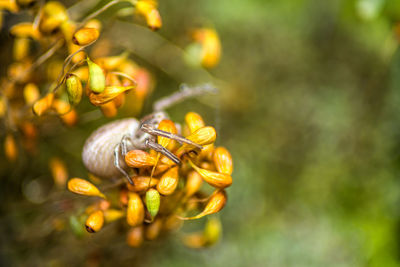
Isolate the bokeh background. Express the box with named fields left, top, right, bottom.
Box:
left=2, top=0, right=400, bottom=266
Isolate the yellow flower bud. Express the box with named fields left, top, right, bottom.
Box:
left=125, top=150, right=157, bottom=168
left=203, top=217, right=222, bottom=245
left=104, top=209, right=125, bottom=223
left=127, top=192, right=144, bottom=227
left=185, top=112, right=205, bottom=134
left=145, top=218, right=162, bottom=240
left=10, top=23, right=40, bottom=39
left=32, top=93, right=54, bottom=116
left=85, top=210, right=104, bottom=233
left=39, top=1, right=68, bottom=34
left=95, top=51, right=129, bottom=70
left=67, top=178, right=106, bottom=199
left=182, top=233, right=206, bottom=249
left=13, top=37, right=30, bottom=61
left=180, top=190, right=227, bottom=220
left=4, top=134, right=17, bottom=162
left=213, top=146, right=233, bottom=175
left=145, top=188, right=160, bottom=218
left=89, top=85, right=134, bottom=106
left=0, top=0, right=18, bottom=12
left=189, top=160, right=232, bottom=189
left=177, top=126, right=216, bottom=156
left=127, top=176, right=159, bottom=192
left=157, top=166, right=179, bottom=195
left=185, top=171, right=203, bottom=197
left=66, top=74, right=83, bottom=105
left=87, top=58, right=105, bottom=93
left=23, top=83, right=40, bottom=105
left=84, top=19, right=102, bottom=31
left=72, top=27, right=100, bottom=46
left=146, top=9, right=162, bottom=31
left=49, top=157, right=68, bottom=188
left=157, top=119, right=177, bottom=149
left=127, top=226, right=143, bottom=247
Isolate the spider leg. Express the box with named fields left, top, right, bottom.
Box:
left=144, top=139, right=181, bottom=165
left=140, top=124, right=203, bottom=149
left=114, top=144, right=134, bottom=185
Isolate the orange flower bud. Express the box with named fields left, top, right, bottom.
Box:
left=189, top=160, right=232, bottom=189
left=180, top=190, right=227, bottom=220
left=145, top=218, right=162, bottom=240
left=52, top=99, right=78, bottom=126
left=163, top=214, right=183, bottom=231
left=72, top=27, right=100, bottom=46
left=145, top=188, right=160, bottom=218
left=13, top=37, right=30, bottom=61
left=157, top=119, right=177, bottom=148
left=23, top=83, right=40, bottom=105
left=185, top=112, right=205, bottom=134
left=49, top=157, right=68, bottom=188
left=127, top=226, right=143, bottom=247
left=185, top=171, right=203, bottom=197
left=177, top=126, right=216, bottom=156
left=85, top=210, right=104, bottom=233
left=125, top=150, right=157, bottom=168
left=10, top=23, right=40, bottom=39
left=32, top=93, right=54, bottom=116
left=127, top=192, right=144, bottom=226
left=4, top=134, right=17, bottom=162
left=67, top=178, right=106, bottom=199
left=157, top=166, right=179, bottom=195
left=146, top=9, right=162, bottom=31
left=213, top=146, right=233, bottom=175
left=127, top=176, right=159, bottom=192
left=89, top=85, right=134, bottom=106
left=100, top=101, right=118, bottom=118
left=104, top=209, right=124, bottom=223
left=192, top=28, right=221, bottom=68
left=60, top=109, right=78, bottom=126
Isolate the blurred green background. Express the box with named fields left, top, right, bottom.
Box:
left=2, top=0, right=400, bottom=266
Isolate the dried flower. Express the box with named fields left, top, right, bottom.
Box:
left=89, top=85, right=134, bottom=106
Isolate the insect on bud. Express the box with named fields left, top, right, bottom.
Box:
left=127, top=192, right=145, bottom=227
left=127, top=226, right=143, bottom=247
left=180, top=190, right=227, bottom=220
left=85, top=210, right=104, bottom=233
left=87, top=58, right=106, bottom=93
left=66, top=74, right=83, bottom=105
left=89, top=85, right=134, bottom=106
left=67, top=178, right=106, bottom=199
left=157, top=166, right=179, bottom=195
left=72, top=27, right=100, bottom=46
left=185, top=112, right=205, bottom=134
left=213, top=146, right=233, bottom=175
left=185, top=171, right=203, bottom=197
left=104, top=209, right=125, bottom=223
left=145, top=188, right=160, bottom=218
left=23, top=83, right=40, bottom=105
left=189, top=160, right=232, bottom=189
left=32, top=93, right=54, bottom=116
left=4, top=134, right=17, bottom=162
left=125, top=150, right=157, bottom=168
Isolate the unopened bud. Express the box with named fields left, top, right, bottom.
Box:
left=104, top=209, right=124, bottom=223
left=23, top=83, right=40, bottom=105
left=49, top=157, right=68, bottom=188
left=127, top=226, right=143, bottom=247
left=213, top=146, right=233, bottom=175
left=32, top=93, right=54, bottom=116
left=180, top=190, right=227, bottom=220
left=85, top=210, right=104, bottom=233
left=125, top=150, right=157, bottom=168
left=189, top=160, right=232, bottom=188
left=67, top=178, right=106, bottom=199
left=87, top=58, right=105, bottom=93
left=127, top=192, right=145, bottom=226
left=145, top=188, right=160, bottom=218
left=145, top=218, right=162, bottom=240
left=89, top=85, right=134, bottom=106
left=157, top=166, right=179, bottom=195
left=4, top=134, right=17, bottom=162
left=72, top=27, right=100, bottom=46
left=66, top=74, right=83, bottom=105
left=185, top=171, right=203, bottom=197
left=185, top=112, right=205, bottom=134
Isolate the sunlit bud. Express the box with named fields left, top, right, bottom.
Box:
left=23, top=83, right=40, bottom=105
left=180, top=190, right=227, bottom=220
left=125, top=150, right=157, bottom=168
left=185, top=171, right=203, bottom=197
left=89, top=85, right=134, bottom=106
left=72, top=27, right=100, bottom=46
left=87, top=58, right=105, bottom=93
left=189, top=160, right=232, bottom=188
left=49, top=157, right=68, bottom=188
left=4, top=134, right=17, bottom=162
left=0, top=0, right=18, bottom=12
left=157, top=166, right=179, bottom=195
left=85, top=210, right=104, bottom=233
left=10, top=23, right=40, bottom=39
left=66, top=74, right=83, bottom=105
left=127, top=192, right=145, bottom=226
left=185, top=112, right=205, bottom=134
left=157, top=119, right=177, bottom=149
left=127, top=226, right=143, bottom=247
left=204, top=217, right=222, bottom=245
left=146, top=9, right=162, bottom=31
left=67, top=178, right=106, bottom=199
left=182, top=233, right=206, bottom=249
left=213, top=146, right=233, bottom=175
left=32, top=93, right=54, bottom=116
left=177, top=126, right=216, bottom=156
left=126, top=176, right=159, bottom=193
left=100, top=101, right=118, bottom=118
left=145, top=218, right=162, bottom=240
left=39, top=1, right=68, bottom=33
left=13, top=37, right=29, bottom=61
left=104, top=209, right=124, bottom=223
left=200, top=143, right=214, bottom=161
left=145, top=188, right=160, bottom=218
left=95, top=51, right=129, bottom=70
